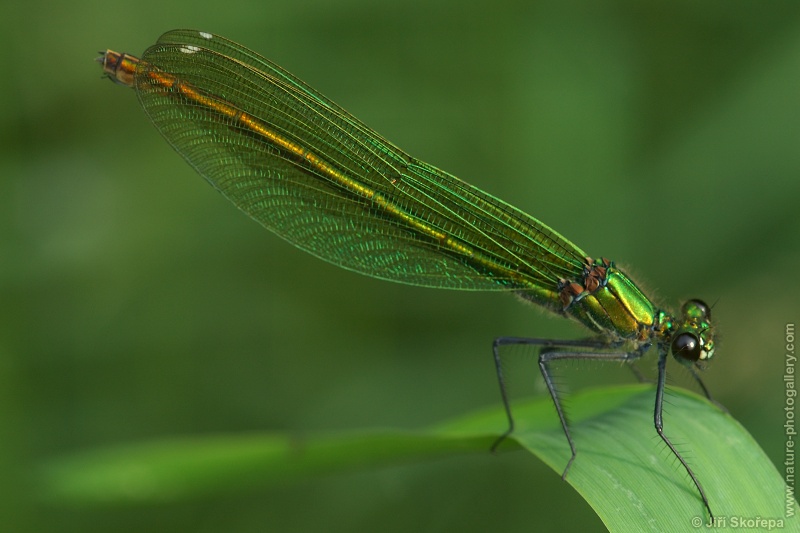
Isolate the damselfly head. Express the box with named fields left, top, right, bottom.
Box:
left=670, top=299, right=715, bottom=368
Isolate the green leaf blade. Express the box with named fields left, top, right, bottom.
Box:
left=41, top=385, right=796, bottom=531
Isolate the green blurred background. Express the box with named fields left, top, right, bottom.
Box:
left=3, top=0, right=800, bottom=531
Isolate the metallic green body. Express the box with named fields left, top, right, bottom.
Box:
left=572, top=267, right=655, bottom=339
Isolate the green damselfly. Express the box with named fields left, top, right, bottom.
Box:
left=98, top=29, right=720, bottom=518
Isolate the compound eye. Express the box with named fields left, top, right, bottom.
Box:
left=682, top=299, right=711, bottom=320
left=672, top=332, right=702, bottom=361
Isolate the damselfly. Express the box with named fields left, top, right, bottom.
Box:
left=98, top=29, right=719, bottom=518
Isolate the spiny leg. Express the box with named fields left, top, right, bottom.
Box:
left=490, top=337, right=645, bottom=479
left=655, top=351, right=714, bottom=519
left=538, top=347, right=646, bottom=478
left=627, top=362, right=648, bottom=383
left=688, top=367, right=713, bottom=400
left=688, top=367, right=728, bottom=414
left=491, top=337, right=611, bottom=452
